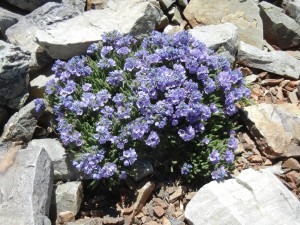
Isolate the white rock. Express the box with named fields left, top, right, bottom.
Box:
left=241, top=103, right=300, bottom=159
left=238, top=41, right=300, bottom=79
left=189, top=23, right=238, bottom=56
left=30, top=74, right=55, bottom=99
left=185, top=168, right=300, bottom=225
left=35, top=0, right=163, bottom=59
left=159, top=0, right=176, bottom=9
left=0, top=143, right=53, bottom=225
left=0, top=7, right=21, bottom=39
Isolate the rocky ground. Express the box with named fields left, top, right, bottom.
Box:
left=0, top=0, right=300, bottom=225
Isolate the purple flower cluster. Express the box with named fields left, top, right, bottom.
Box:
left=45, top=30, right=249, bottom=182
left=35, top=98, right=45, bottom=113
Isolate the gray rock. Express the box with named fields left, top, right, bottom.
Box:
left=159, top=0, right=176, bottom=9
left=0, top=100, right=45, bottom=142
left=62, top=0, right=86, bottom=12
left=55, top=181, right=83, bottom=215
left=259, top=1, right=300, bottom=49
left=0, top=7, right=21, bottom=39
left=241, top=103, right=300, bottom=159
left=282, top=0, right=300, bottom=25
left=185, top=168, right=300, bottom=225
left=29, top=138, right=81, bottom=181
left=4, top=0, right=59, bottom=12
left=0, top=144, right=53, bottom=225
left=0, top=41, right=30, bottom=109
left=238, top=41, right=300, bottom=79
left=5, top=2, right=80, bottom=71
left=30, top=74, right=55, bottom=99
left=183, top=0, right=263, bottom=48
left=171, top=6, right=184, bottom=25
left=189, top=23, right=239, bottom=56
left=67, top=218, right=102, bottom=225
left=35, top=0, right=163, bottom=59
left=130, top=158, right=154, bottom=182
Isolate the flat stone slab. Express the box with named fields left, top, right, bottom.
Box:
left=0, top=143, right=53, bottom=225
left=238, top=41, right=300, bottom=79
left=185, top=168, right=300, bottom=225
left=241, top=103, right=300, bottom=159
left=35, top=0, right=163, bottom=59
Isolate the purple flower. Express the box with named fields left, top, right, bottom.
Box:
left=224, top=149, right=234, bottom=164
left=178, top=125, right=195, bottom=141
left=228, top=136, right=238, bottom=150
left=209, top=150, right=220, bottom=164
left=119, top=171, right=127, bottom=179
left=101, top=46, right=113, bottom=57
left=102, top=163, right=117, bottom=178
left=35, top=98, right=45, bottom=113
left=106, top=70, right=124, bottom=86
left=145, top=131, right=160, bottom=148
left=120, top=148, right=137, bottom=166
left=82, top=83, right=92, bottom=92
left=97, top=58, right=116, bottom=69
left=200, top=137, right=210, bottom=145
left=87, top=43, right=99, bottom=54
left=211, top=165, right=227, bottom=180
left=181, top=163, right=192, bottom=175
left=116, top=46, right=131, bottom=56
left=210, top=103, right=219, bottom=113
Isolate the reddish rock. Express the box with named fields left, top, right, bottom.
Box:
left=56, top=211, right=75, bottom=224
left=264, top=158, right=273, bottom=166
left=153, top=197, right=168, bottom=209
left=248, top=154, right=263, bottom=163
left=286, top=171, right=300, bottom=187
left=169, top=186, right=185, bottom=203
left=153, top=205, right=165, bottom=218
left=162, top=217, right=172, bottom=225
left=185, top=192, right=196, bottom=201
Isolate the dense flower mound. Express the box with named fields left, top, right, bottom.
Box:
left=45, top=30, right=250, bottom=184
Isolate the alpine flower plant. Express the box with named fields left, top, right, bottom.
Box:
left=44, top=30, right=250, bottom=185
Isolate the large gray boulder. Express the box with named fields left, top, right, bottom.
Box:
left=35, top=0, right=163, bottom=59
left=282, top=0, right=300, bottom=25
left=189, top=23, right=239, bottom=56
left=241, top=103, right=300, bottom=159
left=0, top=100, right=45, bottom=142
left=0, top=143, right=53, bottom=225
left=259, top=1, right=300, bottom=49
left=0, top=7, right=22, bottom=39
left=183, top=0, right=263, bottom=48
left=238, top=41, right=300, bottom=79
left=0, top=41, right=30, bottom=109
left=29, top=138, right=81, bottom=181
left=185, top=168, right=300, bottom=225
left=5, top=2, right=80, bottom=71
left=62, top=0, right=86, bottom=13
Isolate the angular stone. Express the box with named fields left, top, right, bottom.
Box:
left=153, top=205, right=165, bottom=218
left=55, top=181, right=83, bottom=215
left=102, top=216, right=124, bottom=225
left=28, top=138, right=81, bottom=181
left=189, top=23, right=238, bottom=56
left=178, top=0, right=188, bottom=7
left=185, top=168, right=300, bottom=225
left=171, top=6, right=183, bottom=25
left=0, top=40, right=30, bottom=109
left=282, top=0, right=300, bottom=25
left=238, top=41, right=300, bottom=79
left=30, top=74, right=55, bottom=99
left=0, top=7, right=21, bottom=39
left=0, top=144, right=53, bottom=225
left=131, top=180, right=155, bottom=218
left=86, top=0, right=109, bottom=10
left=259, top=1, right=300, bottom=49
left=163, top=24, right=183, bottom=35
left=241, top=103, right=300, bottom=159
left=56, top=211, right=76, bottom=224
left=0, top=100, right=45, bottom=142
left=6, top=2, right=79, bottom=71
left=35, top=0, right=163, bottom=59
left=183, top=0, right=263, bottom=48
left=282, top=158, right=300, bottom=170
left=169, top=186, right=185, bottom=203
